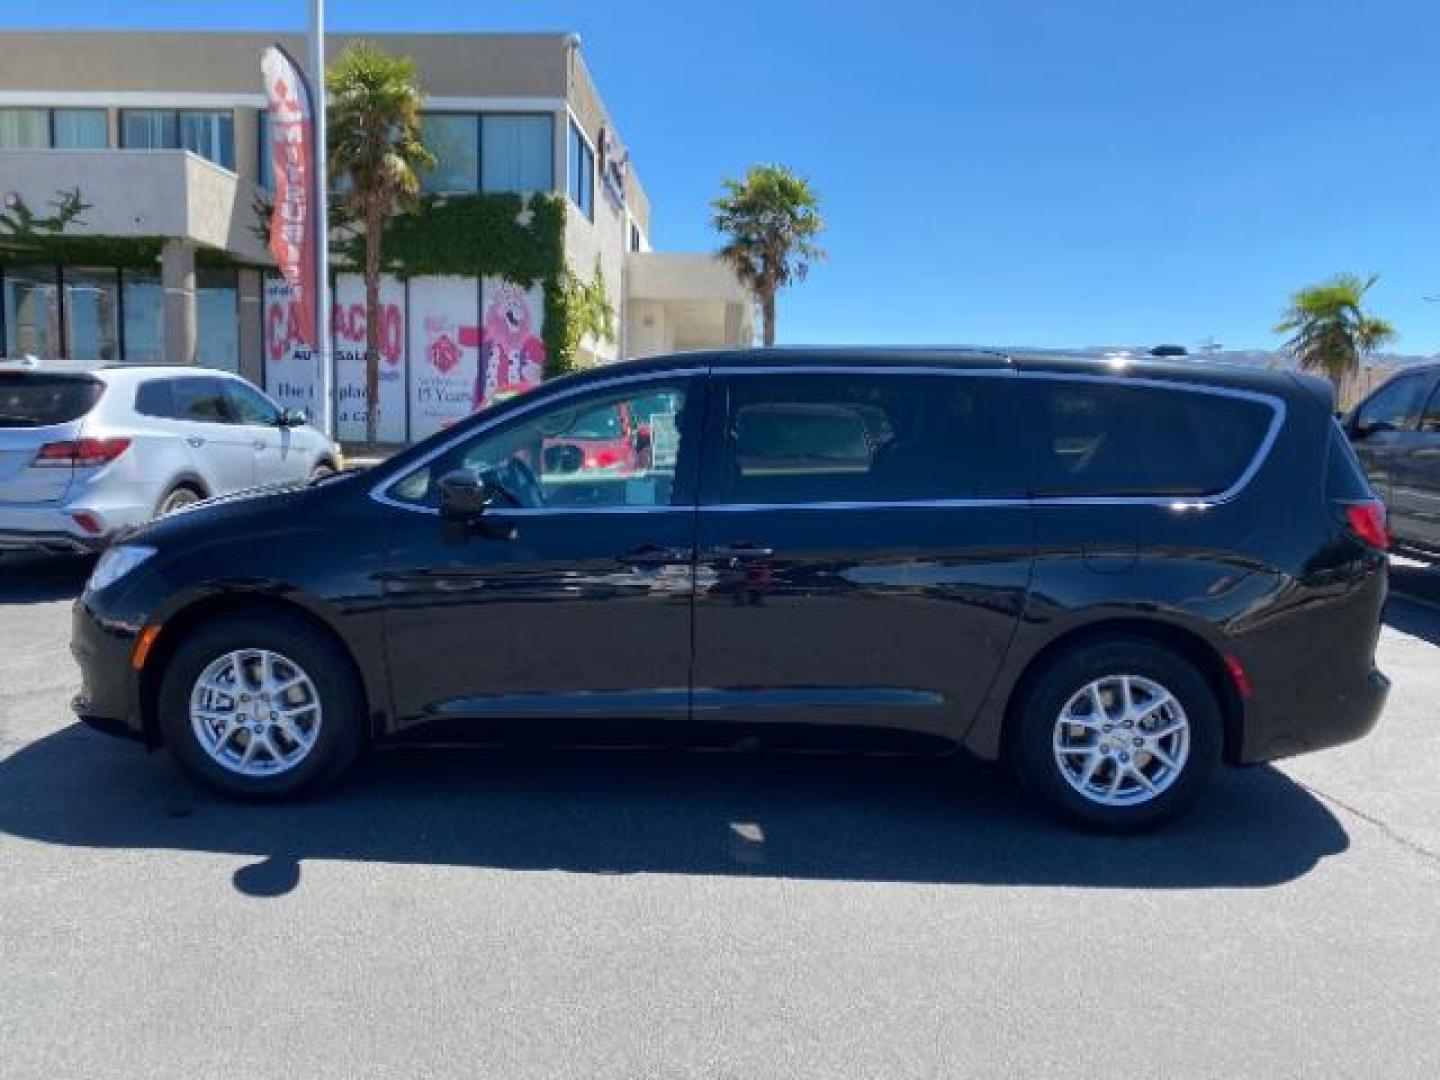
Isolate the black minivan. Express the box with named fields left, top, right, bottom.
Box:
left=72, top=349, right=1390, bottom=829
left=1345, top=360, right=1440, bottom=557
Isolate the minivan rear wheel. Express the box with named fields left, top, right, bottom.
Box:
left=1010, top=639, right=1221, bottom=831
left=157, top=613, right=364, bottom=800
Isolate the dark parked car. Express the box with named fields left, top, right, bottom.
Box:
left=1345, top=361, right=1440, bottom=557
left=72, top=348, right=1390, bottom=830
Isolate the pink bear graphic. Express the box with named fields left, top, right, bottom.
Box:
left=474, top=283, right=546, bottom=410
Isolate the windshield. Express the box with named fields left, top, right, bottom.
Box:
left=0, top=374, right=104, bottom=428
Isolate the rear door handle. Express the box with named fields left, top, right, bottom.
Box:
left=707, top=543, right=774, bottom=560
left=618, top=545, right=691, bottom=568
left=187, top=437, right=205, bottom=448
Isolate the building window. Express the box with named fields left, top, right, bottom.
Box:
left=62, top=268, right=121, bottom=364
left=52, top=109, right=108, bottom=149
left=121, top=270, right=164, bottom=364
left=420, top=112, right=480, bottom=194
left=2, top=266, right=60, bottom=359
left=482, top=114, right=553, bottom=194
left=567, top=120, right=594, bottom=219
left=0, top=108, right=50, bottom=148
left=121, top=109, right=235, bottom=170
left=196, top=269, right=239, bottom=371
left=630, top=222, right=642, bottom=252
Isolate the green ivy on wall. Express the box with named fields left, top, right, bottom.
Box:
left=341, top=191, right=583, bottom=377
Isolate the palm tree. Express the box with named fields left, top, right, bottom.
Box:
left=326, top=42, right=433, bottom=443
left=712, top=164, right=825, bottom=347
left=1275, top=273, right=1397, bottom=398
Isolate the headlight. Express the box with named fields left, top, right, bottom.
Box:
left=87, top=545, right=157, bottom=593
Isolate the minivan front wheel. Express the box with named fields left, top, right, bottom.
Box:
left=158, top=613, right=364, bottom=799
left=1011, top=639, right=1221, bottom=831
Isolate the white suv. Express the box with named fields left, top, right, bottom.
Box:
left=0, top=363, right=340, bottom=553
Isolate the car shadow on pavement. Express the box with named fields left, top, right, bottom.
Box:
left=1386, top=560, right=1440, bottom=646
left=0, top=726, right=1348, bottom=898
left=0, top=553, right=93, bottom=604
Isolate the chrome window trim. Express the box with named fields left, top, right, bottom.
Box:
left=369, top=363, right=1287, bottom=516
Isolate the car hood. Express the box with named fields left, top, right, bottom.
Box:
left=125, top=478, right=331, bottom=549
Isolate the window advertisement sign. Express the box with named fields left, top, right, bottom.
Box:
left=263, top=275, right=318, bottom=416
left=478, top=278, right=546, bottom=409
left=408, top=276, right=480, bottom=441
left=333, top=274, right=407, bottom=443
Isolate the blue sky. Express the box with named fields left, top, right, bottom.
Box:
left=11, top=0, right=1440, bottom=353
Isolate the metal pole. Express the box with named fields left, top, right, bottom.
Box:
left=308, top=0, right=333, bottom=438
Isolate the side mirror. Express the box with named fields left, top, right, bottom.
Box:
left=438, top=469, right=490, bottom=521
left=1353, top=417, right=1397, bottom=440
left=279, top=407, right=309, bottom=428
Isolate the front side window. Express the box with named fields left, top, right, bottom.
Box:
left=1025, top=380, right=1275, bottom=498
left=224, top=381, right=282, bottom=427
left=1356, top=374, right=1430, bottom=434
left=482, top=114, right=553, bottom=193
left=420, top=113, right=479, bottom=193
left=1420, top=383, right=1440, bottom=435
left=712, top=374, right=981, bottom=505
left=388, top=380, right=692, bottom=510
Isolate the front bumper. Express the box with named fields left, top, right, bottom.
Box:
left=70, top=595, right=148, bottom=743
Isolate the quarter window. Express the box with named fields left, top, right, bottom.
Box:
left=712, top=374, right=981, bottom=505
left=1023, top=381, right=1274, bottom=498
left=388, top=381, right=692, bottom=510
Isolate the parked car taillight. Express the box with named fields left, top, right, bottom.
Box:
left=33, top=437, right=133, bottom=468
left=1342, top=499, right=1389, bottom=550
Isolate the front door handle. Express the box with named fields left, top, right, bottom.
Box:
left=187, top=436, right=205, bottom=448
left=706, top=543, right=775, bottom=560
left=253, top=440, right=267, bottom=452
left=618, top=545, right=691, bottom=568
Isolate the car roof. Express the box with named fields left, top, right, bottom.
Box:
left=572, top=346, right=1310, bottom=400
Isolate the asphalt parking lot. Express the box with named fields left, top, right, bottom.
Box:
left=2, top=553, right=1438, bottom=1079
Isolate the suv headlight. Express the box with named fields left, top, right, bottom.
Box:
left=87, top=545, right=157, bottom=593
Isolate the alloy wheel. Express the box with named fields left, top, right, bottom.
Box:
left=1051, top=675, right=1191, bottom=807
left=189, top=649, right=324, bottom=777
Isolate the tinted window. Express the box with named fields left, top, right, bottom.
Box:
left=714, top=374, right=980, bottom=505
left=134, top=379, right=176, bottom=419
left=1421, top=382, right=1440, bottom=435
left=1025, top=381, right=1274, bottom=498
left=224, top=381, right=280, bottom=426
left=0, top=375, right=103, bottom=428
left=389, top=381, right=691, bottom=510
left=1356, top=374, right=1430, bottom=433
left=169, top=378, right=230, bottom=423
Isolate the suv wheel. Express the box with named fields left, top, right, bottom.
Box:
left=157, top=612, right=364, bottom=800
left=1010, top=639, right=1222, bottom=831
left=157, top=484, right=203, bottom=517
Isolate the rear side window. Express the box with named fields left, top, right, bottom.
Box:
left=162, top=377, right=230, bottom=423
left=713, top=374, right=980, bottom=504
left=1024, top=380, right=1276, bottom=498
left=134, top=379, right=176, bottom=419
left=0, top=374, right=103, bottom=427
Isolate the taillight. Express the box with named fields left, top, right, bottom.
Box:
left=33, top=437, right=132, bottom=468
left=1343, top=499, right=1388, bottom=550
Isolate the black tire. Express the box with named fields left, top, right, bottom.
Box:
left=310, top=462, right=336, bottom=481
left=157, top=612, right=365, bottom=800
left=156, top=483, right=204, bottom=518
left=1009, top=638, right=1222, bottom=831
